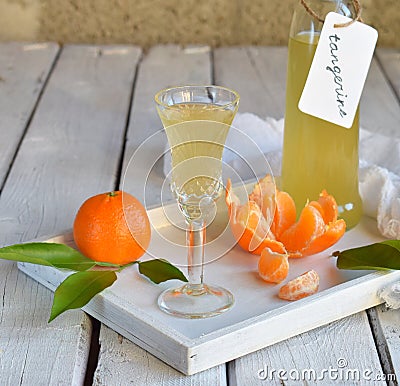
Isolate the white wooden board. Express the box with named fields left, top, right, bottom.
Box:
left=0, top=42, right=93, bottom=386
left=93, top=325, right=227, bottom=386
left=361, top=57, right=400, bottom=137
left=368, top=306, right=400, bottom=384
left=376, top=48, right=400, bottom=100
left=0, top=42, right=59, bottom=187
left=214, top=47, right=287, bottom=118
left=365, top=47, right=400, bottom=384
left=18, top=209, right=400, bottom=375
left=0, top=44, right=141, bottom=385
left=229, top=311, right=386, bottom=386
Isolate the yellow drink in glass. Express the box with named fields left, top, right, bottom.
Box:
left=281, top=32, right=362, bottom=229
left=155, top=85, right=239, bottom=319
left=158, top=102, right=235, bottom=211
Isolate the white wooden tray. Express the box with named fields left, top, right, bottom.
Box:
left=17, top=203, right=400, bottom=375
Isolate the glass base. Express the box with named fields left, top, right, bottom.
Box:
left=158, top=283, right=234, bottom=319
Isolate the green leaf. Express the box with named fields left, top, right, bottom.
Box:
left=138, top=259, right=188, bottom=284
left=334, top=240, right=400, bottom=270
left=0, top=243, right=96, bottom=271
left=49, top=271, right=117, bottom=322
left=381, top=239, right=400, bottom=253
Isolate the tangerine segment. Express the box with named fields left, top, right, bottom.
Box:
left=279, top=270, right=320, bottom=301
left=226, top=179, right=285, bottom=255
left=258, top=247, right=289, bottom=284
left=271, top=191, right=297, bottom=239
left=279, top=205, right=325, bottom=254
left=309, top=189, right=338, bottom=224
left=301, top=219, right=346, bottom=257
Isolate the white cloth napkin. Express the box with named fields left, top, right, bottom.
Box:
left=378, top=282, right=400, bottom=309
left=163, top=112, right=400, bottom=239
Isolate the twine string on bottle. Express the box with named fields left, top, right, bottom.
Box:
left=300, top=0, right=363, bottom=28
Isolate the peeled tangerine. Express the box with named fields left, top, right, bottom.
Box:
left=225, top=176, right=346, bottom=259
left=226, top=175, right=346, bottom=293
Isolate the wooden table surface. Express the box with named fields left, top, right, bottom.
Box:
left=0, top=42, right=399, bottom=385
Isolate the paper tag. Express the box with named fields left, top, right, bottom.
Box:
left=298, top=12, right=378, bottom=128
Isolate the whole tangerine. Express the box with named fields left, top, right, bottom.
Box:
left=73, top=191, right=151, bottom=265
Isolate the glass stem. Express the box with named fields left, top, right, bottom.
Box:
left=186, top=219, right=206, bottom=293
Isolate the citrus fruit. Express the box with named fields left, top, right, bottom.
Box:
left=279, top=190, right=346, bottom=258
left=225, top=179, right=286, bottom=255
left=279, top=205, right=326, bottom=257
left=270, top=190, right=297, bottom=239
left=258, top=247, right=289, bottom=283
left=309, top=189, right=338, bottom=224
left=278, top=270, right=320, bottom=301
left=226, top=175, right=346, bottom=258
left=73, top=191, right=151, bottom=265
left=304, top=219, right=346, bottom=257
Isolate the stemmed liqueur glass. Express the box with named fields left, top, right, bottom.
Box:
left=155, top=85, right=239, bottom=318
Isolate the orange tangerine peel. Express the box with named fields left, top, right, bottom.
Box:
left=248, top=174, right=276, bottom=222
left=225, top=178, right=286, bottom=255
left=249, top=175, right=297, bottom=238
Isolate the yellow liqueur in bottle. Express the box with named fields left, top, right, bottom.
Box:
left=281, top=31, right=362, bottom=229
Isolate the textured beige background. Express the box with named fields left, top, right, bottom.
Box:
left=0, top=0, right=398, bottom=47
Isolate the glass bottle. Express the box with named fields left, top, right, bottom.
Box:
left=281, top=0, right=362, bottom=229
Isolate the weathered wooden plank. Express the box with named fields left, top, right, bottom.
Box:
left=214, top=46, right=388, bottom=384
left=214, top=46, right=287, bottom=118
left=0, top=42, right=59, bottom=187
left=229, top=312, right=386, bottom=386
left=122, top=45, right=212, bottom=204
left=246, top=47, right=288, bottom=118
left=366, top=47, right=400, bottom=385
left=376, top=48, right=400, bottom=100
left=215, top=47, right=400, bottom=138
left=361, top=57, right=400, bottom=137
left=0, top=260, right=92, bottom=386
left=0, top=44, right=141, bottom=385
left=0, top=45, right=141, bottom=245
left=93, top=326, right=227, bottom=386
left=368, top=306, right=400, bottom=384
left=95, top=45, right=227, bottom=383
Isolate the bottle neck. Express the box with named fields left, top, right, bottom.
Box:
left=290, top=0, right=353, bottom=38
